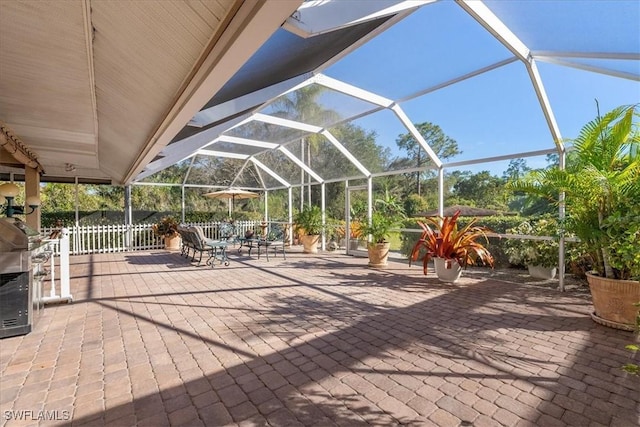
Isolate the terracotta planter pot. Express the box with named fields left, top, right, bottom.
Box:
left=300, top=234, right=320, bottom=253
left=434, top=258, right=463, bottom=283
left=586, top=272, right=640, bottom=330
left=164, top=234, right=181, bottom=251
left=367, top=242, right=390, bottom=269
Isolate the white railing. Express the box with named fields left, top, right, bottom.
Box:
left=41, top=220, right=263, bottom=256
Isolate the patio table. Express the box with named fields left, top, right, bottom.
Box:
left=257, top=239, right=286, bottom=261
left=206, top=240, right=230, bottom=267
left=237, top=237, right=261, bottom=256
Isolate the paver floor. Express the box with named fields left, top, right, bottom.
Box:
left=1, top=249, right=638, bottom=426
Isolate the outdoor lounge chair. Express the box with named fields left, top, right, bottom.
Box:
left=190, top=226, right=230, bottom=267
left=177, top=225, right=229, bottom=267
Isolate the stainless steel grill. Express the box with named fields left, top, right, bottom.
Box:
left=0, top=218, right=50, bottom=338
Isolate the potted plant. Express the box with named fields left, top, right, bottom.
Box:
left=359, top=212, right=399, bottom=268
left=359, top=192, right=405, bottom=268
left=409, top=210, right=494, bottom=283
left=294, top=205, right=323, bottom=253
left=504, top=218, right=559, bottom=279
left=152, top=216, right=180, bottom=250
left=508, top=103, right=640, bottom=329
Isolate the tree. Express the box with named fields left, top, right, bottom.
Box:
left=395, top=122, right=461, bottom=195
left=270, top=85, right=339, bottom=206
left=452, top=171, right=507, bottom=210
left=502, top=158, right=530, bottom=181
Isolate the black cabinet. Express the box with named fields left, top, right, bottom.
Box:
left=0, top=272, right=31, bottom=338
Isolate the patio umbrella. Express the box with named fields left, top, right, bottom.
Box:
left=203, top=188, right=259, bottom=217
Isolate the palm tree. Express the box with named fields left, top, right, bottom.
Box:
left=271, top=86, right=340, bottom=206
left=508, top=103, right=639, bottom=279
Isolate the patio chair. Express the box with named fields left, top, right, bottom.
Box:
left=177, top=224, right=195, bottom=258
left=257, top=223, right=286, bottom=261
left=189, top=225, right=230, bottom=267
left=218, top=221, right=238, bottom=245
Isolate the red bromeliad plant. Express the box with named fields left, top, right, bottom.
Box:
left=410, top=210, right=495, bottom=275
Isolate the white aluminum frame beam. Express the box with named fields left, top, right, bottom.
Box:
left=391, top=104, right=443, bottom=168
left=397, top=57, right=518, bottom=103
left=533, top=57, right=639, bottom=82
left=250, top=158, right=291, bottom=188
left=457, top=0, right=563, bottom=152
left=197, top=150, right=249, bottom=160
left=278, top=147, right=324, bottom=183
left=283, top=0, right=434, bottom=38
left=314, top=74, right=394, bottom=108
left=189, top=73, right=314, bottom=128
left=321, top=130, right=371, bottom=177
left=253, top=113, right=371, bottom=179
left=444, top=148, right=557, bottom=168
left=527, top=59, right=564, bottom=151
left=456, top=0, right=529, bottom=62
left=253, top=113, right=323, bottom=134
left=218, top=135, right=280, bottom=149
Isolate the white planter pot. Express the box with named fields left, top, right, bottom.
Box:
left=434, top=258, right=463, bottom=283
left=528, top=265, right=557, bottom=280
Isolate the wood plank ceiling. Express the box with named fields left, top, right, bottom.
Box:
left=0, top=0, right=301, bottom=185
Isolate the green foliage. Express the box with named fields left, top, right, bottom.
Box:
left=294, top=205, right=323, bottom=236
left=507, top=103, right=640, bottom=279
left=359, top=189, right=406, bottom=244
left=504, top=218, right=559, bottom=268
left=151, top=216, right=179, bottom=237
left=409, top=211, right=494, bottom=275
left=603, top=204, right=640, bottom=281
left=453, top=171, right=508, bottom=211
left=360, top=212, right=399, bottom=244
left=403, top=194, right=429, bottom=218
left=393, top=122, right=461, bottom=195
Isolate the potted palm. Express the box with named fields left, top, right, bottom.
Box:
left=359, top=212, right=399, bottom=268
left=410, top=211, right=494, bottom=283
left=504, top=218, right=559, bottom=279
left=152, top=216, right=180, bottom=250
left=359, top=192, right=405, bottom=268
left=508, top=104, right=640, bottom=329
left=294, top=205, right=323, bottom=253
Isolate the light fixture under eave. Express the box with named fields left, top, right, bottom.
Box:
left=65, top=163, right=76, bottom=172
left=0, top=183, right=41, bottom=217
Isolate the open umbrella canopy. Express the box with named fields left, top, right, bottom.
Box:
left=203, top=188, right=260, bottom=216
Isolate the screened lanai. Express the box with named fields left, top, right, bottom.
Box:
left=2, top=2, right=640, bottom=426
left=132, top=0, right=639, bottom=292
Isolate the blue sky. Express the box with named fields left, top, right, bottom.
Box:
left=321, top=1, right=640, bottom=175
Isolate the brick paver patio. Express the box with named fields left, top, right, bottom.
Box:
left=1, top=249, right=638, bottom=426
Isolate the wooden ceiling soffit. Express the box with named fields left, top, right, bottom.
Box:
left=0, top=122, right=44, bottom=173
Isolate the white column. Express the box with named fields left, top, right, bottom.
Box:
left=288, top=187, right=293, bottom=245
left=321, top=183, right=326, bottom=251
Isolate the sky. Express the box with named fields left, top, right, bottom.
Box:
left=317, top=0, right=640, bottom=176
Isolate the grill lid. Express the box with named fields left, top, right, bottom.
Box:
left=0, top=218, right=37, bottom=251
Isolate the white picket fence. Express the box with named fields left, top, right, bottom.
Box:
left=41, top=220, right=261, bottom=256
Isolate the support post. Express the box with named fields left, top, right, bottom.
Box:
left=24, top=166, right=41, bottom=231
left=321, top=183, right=326, bottom=251
left=124, top=185, right=133, bottom=250
left=288, top=187, right=293, bottom=245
